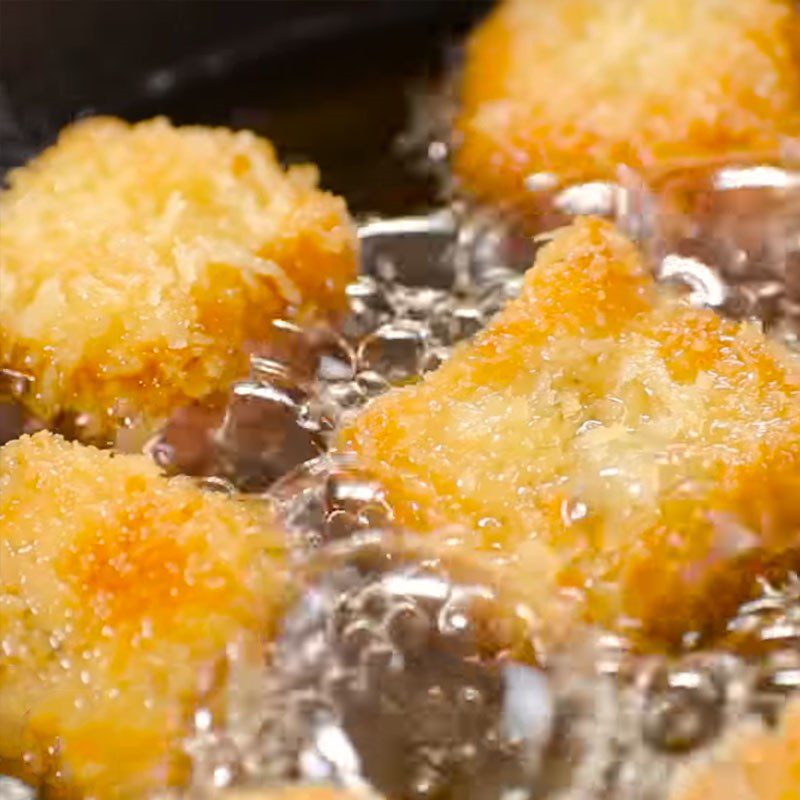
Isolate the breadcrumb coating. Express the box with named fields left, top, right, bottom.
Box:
left=0, top=431, right=287, bottom=798
left=667, top=698, right=800, bottom=800
left=455, top=0, right=800, bottom=215
left=0, top=117, right=358, bottom=425
left=340, top=218, right=800, bottom=647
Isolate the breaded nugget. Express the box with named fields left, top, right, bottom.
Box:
left=0, top=117, right=357, bottom=425
left=667, top=698, right=800, bottom=800
left=0, top=431, right=287, bottom=798
left=455, top=0, right=800, bottom=215
left=340, top=218, right=800, bottom=647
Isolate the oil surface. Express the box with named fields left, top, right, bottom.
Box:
left=2, top=14, right=800, bottom=799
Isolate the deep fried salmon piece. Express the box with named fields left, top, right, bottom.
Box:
left=340, top=218, right=800, bottom=647
left=0, top=431, right=287, bottom=798
left=454, top=0, right=800, bottom=216
left=0, top=117, right=357, bottom=425
left=668, top=698, right=800, bottom=800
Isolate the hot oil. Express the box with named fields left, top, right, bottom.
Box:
left=2, top=167, right=800, bottom=799
left=3, top=39, right=800, bottom=800
left=177, top=540, right=798, bottom=800
left=2, top=168, right=799, bottom=800
left=167, top=186, right=799, bottom=798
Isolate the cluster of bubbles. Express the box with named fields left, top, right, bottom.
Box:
left=176, top=527, right=800, bottom=800
left=137, top=150, right=800, bottom=500
left=400, top=61, right=800, bottom=350
left=182, top=534, right=555, bottom=800
left=643, top=162, right=800, bottom=350
left=138, top=203, right=532, bottom=492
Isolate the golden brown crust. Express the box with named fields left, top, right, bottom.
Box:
left=0, top=431, right=287, bottom=798
left=0, top=117, right=358, bottom=424
left=454, top=0, right=800, bottom=216
left=340, top=217, right=800, bottom=647
left=667, top=698, right=800, bottom=800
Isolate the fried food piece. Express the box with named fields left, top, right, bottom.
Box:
left=668, top=698, right=800, bottom=800
left=0, top=431, right=287, bottom=799
left=455, top=0, right=800, bottom=215
left=340, top=218, right=800, bottom=647
left=0, top=117, right=357, bottom=425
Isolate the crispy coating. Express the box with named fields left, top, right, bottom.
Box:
left=455, top=0, right=800, bottom=215
left=0, top=431, right=287, bottom=798
left=668, top=698, right=800, bottom=800
left=340, top=218, right=800, bottom=647
left=0, top=117, right=357, bottom=424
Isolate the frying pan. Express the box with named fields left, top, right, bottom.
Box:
left=2, top=4, right=799, bottom=799
left=0, top=0, right=490, bottom=213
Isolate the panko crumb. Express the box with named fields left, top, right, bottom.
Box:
left=455, top=0, right=800, bottom=216
left=667, top=698, right=800, bottom=800
left=340, top=218, right=800, bottom=648
left=0, top=431, right=287, bottom=799
left=0, top=117, right=358, bottom=425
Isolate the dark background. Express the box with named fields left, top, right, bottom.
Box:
left=0, top=0, right=490, bottom=214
